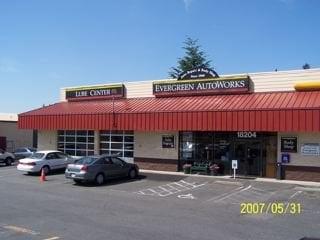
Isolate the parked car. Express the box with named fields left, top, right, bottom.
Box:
left=0, top=149, right=15, bottom=166
left=17, top=150, right=75, bottom=174
left=65, top=154, right=139, bottom=185
left=14, top=147, right=37, bottom=160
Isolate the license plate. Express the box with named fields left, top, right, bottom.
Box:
left=71, top=174, right=75, bottom=178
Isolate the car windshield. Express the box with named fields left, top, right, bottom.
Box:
left=30, top=153, right=45, bottom=159
left=28, top=148, right=37, bottom=152
left=75, top=157, right=98, bottom=165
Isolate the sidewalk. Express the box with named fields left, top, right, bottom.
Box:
left=140, top=169, right=320, bottom=188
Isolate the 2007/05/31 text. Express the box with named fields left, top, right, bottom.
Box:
left=240, top=202, right=302, bottom=215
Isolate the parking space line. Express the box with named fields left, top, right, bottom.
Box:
left=205, top=186, right=244, bottom=202
left=3, top=225, right=39, bottom=235
left=289, top=191, right=302, bottom=199
left=162, top=184, right=180, bottom=193
left=214, top=185, right=252, bottom=202
left=42, top=237, right=60, bottom=240
left=180, top=180, right=197, bottom=187
left=135, top=180, right=207, bottom=197
left=169, top=183, right=189, bottom=191
left=158, top=186, right=173, bottom=194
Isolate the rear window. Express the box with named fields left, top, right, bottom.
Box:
left=28, top=148, right=37, bottom=152
left=15, top=148, right=26, bottom=153
left=75, top=157, right=97, bottom=165
left=31, top=153, right=45, bottom=159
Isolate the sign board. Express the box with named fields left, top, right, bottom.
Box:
left=153, top=76, right=252, bottom=97
left=281, top=137, right=297, bottom=153
left=232, top=160, right=238, bottom=169
left=66, top=84, right=125, bottom=101
left=162, top=135, right=175, bottom=148
left=178, top=67, right=219, bottom=80
left=281, top=153, right=290, bottom=163
left=301, top=143, right=320, bottom=156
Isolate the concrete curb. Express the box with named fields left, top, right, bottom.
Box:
left=140, top=169, right=320, bottom=188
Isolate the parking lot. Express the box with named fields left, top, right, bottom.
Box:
left=0, top=164, right=320, bottom=240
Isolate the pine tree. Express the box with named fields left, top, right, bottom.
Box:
left=169, top=37, right=211, bottom=78
left=302, top=63, right=311, bottom=69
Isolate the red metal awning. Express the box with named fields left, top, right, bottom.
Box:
left=19, top=91, right=320, bottom=132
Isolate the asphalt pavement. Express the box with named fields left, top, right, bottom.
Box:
left=0, top=164, right=319, bottom=240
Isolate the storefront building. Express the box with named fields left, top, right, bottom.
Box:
left=19, top=68, right=320, bottom=181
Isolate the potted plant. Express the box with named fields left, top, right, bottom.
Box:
left=209, top=163, right=220, bottom=176
left=183, top=163, right=192, bottom=174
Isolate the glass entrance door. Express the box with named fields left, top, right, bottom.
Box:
left=234, top=141, right=262, bottom=176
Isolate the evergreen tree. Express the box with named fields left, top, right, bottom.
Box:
left=302, top=63, right=311, bottom=69
left=169, top=37, right=211, bottom=78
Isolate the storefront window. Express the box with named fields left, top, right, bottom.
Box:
left=57, top=130, right=94, bottom=156
left=214, top=134, right=232, bottom=174
left=180, top=132, right=195, bottom=162
left=100, top=130, right=134, bottom=159
left=179, top=131, right=277, bottom=176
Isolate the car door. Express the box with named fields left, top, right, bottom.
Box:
left=93, top=157, right=115, bottom=179
left=56, top=152, right=71, bottom=168
left=104, top=157, right=122, bottom=179
left=44, top=152, right=58, bottom=169
left=111, top=157, right=129, bottom=177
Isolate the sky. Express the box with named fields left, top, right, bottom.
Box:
left=0, top=0, right=319, bottom=113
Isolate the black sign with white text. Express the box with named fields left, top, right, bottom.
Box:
left=162, top=135, right=175, bottom=148
left=66, top=84, right=125, bottom=101
left=178, top=67, right=219, bottom=80
left=281, top=137, right=297, bottom=153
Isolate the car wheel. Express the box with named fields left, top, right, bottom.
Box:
left=41, top=166, right=50, bottom=175
left=95, top=173, right=105, bottom=185
left=128, top=168, right=137, bottom=179
left=5, top=157, right=13, bottom=166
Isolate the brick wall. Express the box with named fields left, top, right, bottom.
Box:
left=134, top=157, right=178, bottom=172
left=285, top=165, right=320, bottom=182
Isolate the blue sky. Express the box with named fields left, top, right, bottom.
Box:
left=1, top=0, right=319, bottom=113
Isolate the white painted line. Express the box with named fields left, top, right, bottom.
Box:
left=136, top=180, right=207, bottom=197
left=3, top=225, right=39, bottom=235
left=205, top=186, right=244, bottom=202
left=162, top=184, right=180, bottom=193
left=289, top=191, right=302, bottom=199
left=172, top=182, right=190, bottom=190
left=166, top=183, right=185, bottom=191
left=137, top=188, right=159, bottom=195
left=177, top=193, right=195, bottom=199
left=215, top=180, right=243, bottom=186
left=214, top=185, right=252, bottom=202
left=206, top=185, right=253, bottom=203
left=295, top=186, right=320, bottom=192
left=180, top=180, right=197, bottom=187
left=42, top=237, right=60, bottom=240
left=169, top=183, right=188, bottom=191
left=251, top=187, right=270, bottom=193
left=249, top=189, right=265, bottom=196
left=158, top=186, right=173, bottom=194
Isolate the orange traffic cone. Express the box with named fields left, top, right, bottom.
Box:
left=40, top=168, right=47, bottom=182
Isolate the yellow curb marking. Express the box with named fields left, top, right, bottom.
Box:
left=42, top=237, right=60, bottom=240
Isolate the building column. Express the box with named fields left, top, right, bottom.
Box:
left=94, top=130, right=100, bottom=155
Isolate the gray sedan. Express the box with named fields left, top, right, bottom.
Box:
left=65, top=155, right=139, bottom=185
left=14, top=147, right=37, bottom=160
